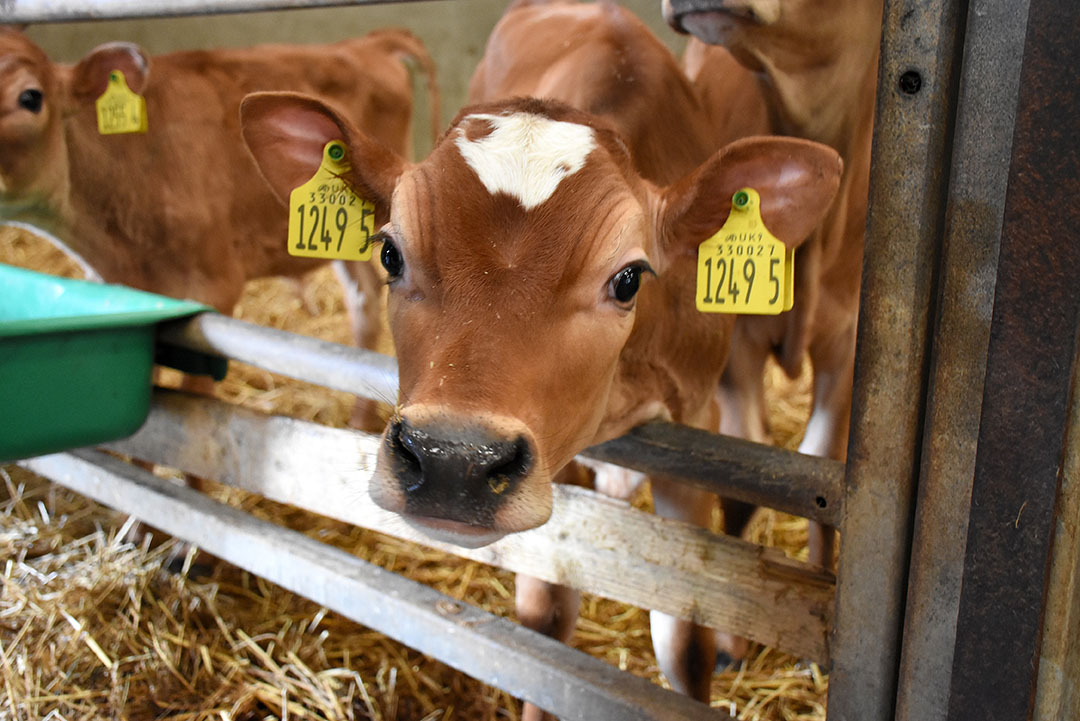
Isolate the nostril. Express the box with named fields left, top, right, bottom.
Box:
left=487, top=436, right=531, bottom=496
left=388, top=420, right=423, bottom=491
left=491, top=436, right=531, bottom=479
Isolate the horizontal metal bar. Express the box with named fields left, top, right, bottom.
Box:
left=0, top=0, right=444, bottom=24
left=158, top=312, right=399, bottom=405
left=160, top=312, right=843, bottom=524
left=585, top=424, right=843, bottom=527
left=106, top=389, right=835, bottom=661
left=23, top=450, right=730, bottom=721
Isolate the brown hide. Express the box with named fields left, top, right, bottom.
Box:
left=666, top=1, right=881, bottom=458
left=681, top=36, right=771, bottom=150
left=468, top=0, right=717, bottom=186
left=0, top=28, right=436, bottom=315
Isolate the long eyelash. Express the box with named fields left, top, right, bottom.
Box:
left=376, top=233, right=405, bottom=287
left=631, top=260, right=657, bottom=277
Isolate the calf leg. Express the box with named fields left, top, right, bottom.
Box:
left=516, top=575, right=581, bottom=721
left=717, top=324, right=771, bottom=446
left=713, top=498, right=756, bottom=664
left=334, top=260, right=388, bottom=432
left=128, top=372, right=216, bottom=572
left=514, top=462, right=588, bottom=721
left=649, top=477, right=717, bottom=701
left=714, top=333, right=773, bottom=664
left=800, top=322, right=857, bottom=570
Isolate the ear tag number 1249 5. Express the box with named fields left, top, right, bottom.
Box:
left=287, top=141, right=377, bottom=261
left=95, top=70, right=147, bottom=135
left=696, top=188, right=793, bottom=315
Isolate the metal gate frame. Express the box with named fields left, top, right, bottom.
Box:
left=834, top=0, right=1080, bottom=719
left=4, top=0, right=1079, bottom=719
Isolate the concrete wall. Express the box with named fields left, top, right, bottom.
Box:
left=23, top=0, right=686, bottom=156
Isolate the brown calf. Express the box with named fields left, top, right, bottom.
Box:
left=681, top=34, right=771, bottom=153
left=241, top=6, right=840, bottom=711
left=460, top=1, right=777, bottom=710
left=0, top=27, right=437, bottom=400
left=664, top=0, right=882, bottom=575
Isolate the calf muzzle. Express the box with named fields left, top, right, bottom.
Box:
left=384, top=417, right=534, bottom=529
left=664, top=0, right=758, bottom=40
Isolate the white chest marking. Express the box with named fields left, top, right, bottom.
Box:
left=798, top=406, right=835, bottom=458
left=454, top=112, right=596, bottom=211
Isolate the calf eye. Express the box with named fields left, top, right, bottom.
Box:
left=17, top=89, right=43, bottom=113
left=380, top=238, right=404, bottom=279
left=609, top=262, right=652, bottom=306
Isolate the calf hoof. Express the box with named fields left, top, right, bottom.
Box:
left=715, top=631, right=750, bottom=670
left=164, top=550, right=215, bottom=579
left=164, top=543, right=217, bottom=579
left=715, top=650, right=736, bottom=671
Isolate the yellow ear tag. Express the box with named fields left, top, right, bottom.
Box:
left=95, top=70, right=147, bottom=135
left=696, top=188, right=794, bottom=315
left=287, top=141, right=377, bottom=261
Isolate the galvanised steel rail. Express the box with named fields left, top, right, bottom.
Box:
left=0, top=0, right=443, bottom=23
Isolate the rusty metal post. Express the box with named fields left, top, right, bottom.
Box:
left=943, top=0, right=1080, bottom=716
left=1034, top=338, right=1080, bottom=720
left=826, top=0, right=965, bottom=718
left=894, top=1, right=1030, bottom=719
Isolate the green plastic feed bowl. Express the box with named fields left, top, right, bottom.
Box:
left=0, top=263, right=212, bottom=462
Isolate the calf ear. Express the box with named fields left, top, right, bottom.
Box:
left=69, top=42, right=151, bottom=104
left=661, top=136, right=843, bottom=254
left=240, top=91, right=406, bottom=219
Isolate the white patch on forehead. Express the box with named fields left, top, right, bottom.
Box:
left=454, top=112, right=596, bottom=211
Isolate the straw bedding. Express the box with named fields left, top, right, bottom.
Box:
left=0, top=226, right=827, bottom=720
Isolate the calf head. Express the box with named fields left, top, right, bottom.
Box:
left=0, top=29, right=148, bottom=215
left=241, top=93, right=840, bottom=547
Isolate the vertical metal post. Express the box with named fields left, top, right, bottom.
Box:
left=894, top=1, right=1030, bottom=719
left=827, top=0, right=965, bottom=719
left=944, top=0, right=1080, bottom=716
left=1034, top=342, right=1080, bottom=720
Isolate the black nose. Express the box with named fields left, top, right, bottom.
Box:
left=385, top=418, right=533, bottom=525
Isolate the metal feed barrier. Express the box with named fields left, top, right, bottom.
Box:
left=5, top=0, right=1079, bottom=719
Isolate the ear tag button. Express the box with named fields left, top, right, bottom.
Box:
left=287, top=141, right=377, bottom=261
left=695, top=187, right=794, bottom=315
left=95, top=70, right=147, bottom=135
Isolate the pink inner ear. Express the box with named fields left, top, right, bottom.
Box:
left=663, top=136, right=843, bottom=254
left=241, top=92, right=408, bottom=218
left=116, top=53, right=149, bottom=94
left=69, top=44, right=151, bottom=103
left=241, top=94, right=350, bottom=205
left=275, top=105, right=344, bottom=172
